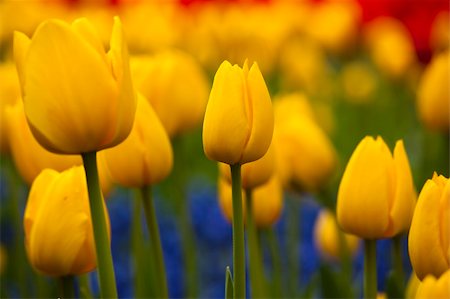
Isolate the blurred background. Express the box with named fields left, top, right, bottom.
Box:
left=0, top=0, right=448, bottom=298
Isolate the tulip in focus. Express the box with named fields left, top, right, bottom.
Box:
left=408, top=173, right=449, bottom=280
left=415, top=270, right=450, bottom=298
left=337, top=136, right=416, bottom=239
left=130, top=50, right=209, bottom=137
left=14, top=16, right=136, bottom=154
left=102, top=93, right=173, bottom=188
left=314, top=209, right=360, bottom=261
left=203, top=60, right=274, bottom=165
left=24, top=166, right=110, bottom=276
left=218, top=175, right=283, bottom=228
left=417, top=51, right=449, bottom=131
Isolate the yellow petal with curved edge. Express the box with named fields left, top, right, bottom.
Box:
left=103, top=93, right=173, bottom=187
left=240, top=62, right=274, bottom=164
left=387, top=140, right=416, bottom=237
left=13, top=31, right=31, bottom=95
left=337, top=136, right=392, bottom=239
left=409, top=176, right=449, bottom=280
left=415, top=270, right=450, bottom=298
left=71, top=18, right=106, bottom=59
left=203, top=61, right=249, bottom=164
left=23, top=19, right=119, bottom=154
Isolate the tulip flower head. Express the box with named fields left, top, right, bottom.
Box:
left=24, top=166, right=110, bottom=276
left=14, top=16, right=136, bottom=154
left=203, top=60, right=274, bottom=165
left=337, top=136, right=416, bottom=239
left=409, top=173, right=449, bottom=280
left=415, top=270, right=450, bottom=298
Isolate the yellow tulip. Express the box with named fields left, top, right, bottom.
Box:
left=5, top=100, right=81, bottom=185
left=340, top=61, right=376, bottom=104
left=102, top=93, right=173, bottom=188
left=313, top=209, right=360, bottom=261
left=13, top=16, right=136, bottom=154
left=130, top=50, right=209, bottom=137
left=364, top=17, right=417, bottom=78
left=430, top=11, right=449, bottom=53
left=203, top=60, right=274, bottom=165
left=406, top=272, right=420, bottom=299
left=408, top=173, right=449, bottom=280
left=218, top=175, right=283, bottom=228
left=415, top=270, right=450, bottom=298
left=273, top=93, right=336, bottom=191
left=24, top=166, right=110, bottom=276
left=417, top=51, right=449, bottom=131
left=337, top=136, right=416, bottom=239
left=0, top=62, right=21, bottom=153
left=218, top=142, right=275, bottom=190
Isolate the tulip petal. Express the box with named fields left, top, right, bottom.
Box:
left=71, top=18, right=106, bottom=59
left=241, top=62, right=274, bottom=164
left=337, top=136, right=392, bottom=239
left=23, top=19, right=118, bottom=154
left=13, top=31, right=31, bottom=95
left=409, top=178, right=449, bottom=280
left=203, top=61, right=249, bottom=164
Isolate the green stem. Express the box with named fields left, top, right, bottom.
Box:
left=245, top=189, right=266, bottom=298
left=60, top=275, right=75, bottom=299
left=266, top=228, right=283, bottom=298
left=78, top=274, right=93, bottom=299
left=364, top=239, right=378, bottom=299
left=286, top=195, right=300, bottom=297
left=393, top=235, right=405, bottom=293
left=230, top=164, right=246, bottom=299
left=141, top=185, right=168, bottom=298
left=82, top=152, right=117, bottom=299
left=336, top=218, right=354, bottom=298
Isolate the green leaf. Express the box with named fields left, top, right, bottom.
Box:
left=386, top=270, right=404, bottom=299
left=225, top=266, right=234, bottom=299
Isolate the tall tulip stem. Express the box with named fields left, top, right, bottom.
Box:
left=245, top=189, right=266, bottom=298
left=393, top=235, right=405, bottom=285
left=266, top=228, right=283, bottom=298
left=82, top=152, right=117, bottom=299
left=141, top=185, right=169, bottom=298
left=364, top=239, right=377, bottom=299
left=60, top=275, right=74, bottom=299
left=230, top=164, right=246, bottom=299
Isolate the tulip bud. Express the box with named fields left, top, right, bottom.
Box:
left=102, top=93, right=173, bottom=188
left=130, top=50, right=209, bottom=137
left=415, top=270, right=450, bottom=298
left=273, top=93, right=336, bottom=191
left=314, top=209, right=360, bottom=261
left=416, top=51, right=449, bottom=131
left=14, top=17, right=136, bottom=154
left=203, top=60, right=274, bottom=165
left=408, top=173, right=449, bottom=280
left=219, top=142, right=275, bottom=190
left=218, top=175, right=283, bottom=228
left=24, top=166, right=110, bottom=276
left=337, top=136, right=416, bottom=239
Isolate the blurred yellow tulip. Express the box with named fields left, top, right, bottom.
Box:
left=102, top=93, right=173, bottom=188
left=409, top=173, right=449, bottom=280
left=24, top=166, right=110, bottom=276
left=365, top=17, right=417, bottom=79
left=130, top=50, right=209, bottom=137
left=0, top=245, right=6, bottom=275
left=218, top=143, right=275, bottom=190
left=406, top=272, right=420, bottom=299
left=203, top=60, right=274, bottom=165
left=0, top=62, right=21, bottom=154
left=430, top=11, right=449, bottom=53
left=415, top=270, right=450, bottom=298
left=314, top=209, right=360, bottom=261
left=417, top=51, right=449, bottom=131
left=340, top=61, right=376, bottom=104
left=337, top=136, right=416, bottom=239
left=218, top=175, right=283, bottom=228
left=14, top=16, right=136, bottom=154
left=273, top=93, right=336, bottom=191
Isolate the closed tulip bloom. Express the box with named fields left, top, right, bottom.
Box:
left=219, top=142, right=275, bottom=190
left=417, top=51, right=449, bottom=131
left=130, top=50, right=209, bottom=137
left=203, top=60, right=274, bottom=165
left=314, top=209, right=360, bottom=261
left=415, top=270, right=450, bottom=298
left=218, top=175, right=283, bottom=228
left=102, top=93, right=173, bottom=188
left=24, top=166, right=110, bottom=276
left=14, top=16, right=136, bottom=154
left=337, top=136, right=417, bottom=239
left=273, top=94, right=336, bottom=191
left=409, top=173, right=449, bottom=280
